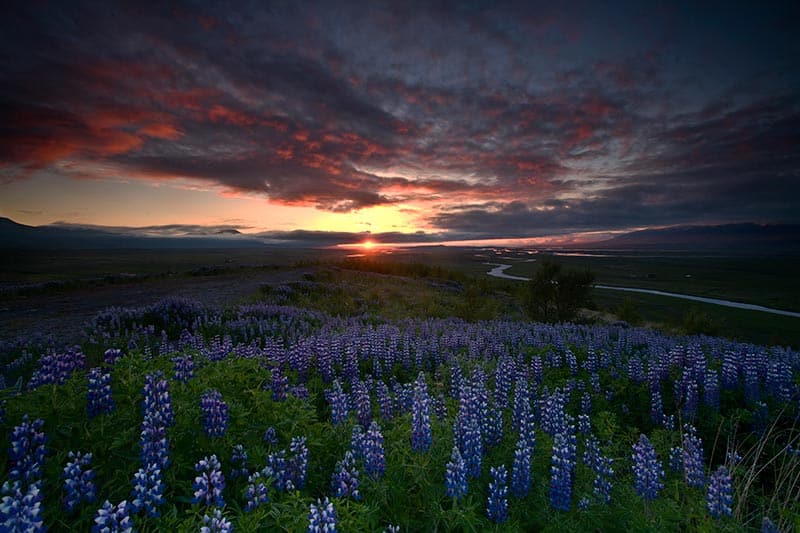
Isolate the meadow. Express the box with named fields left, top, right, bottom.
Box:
left=1, top=250, right=799, bottom=532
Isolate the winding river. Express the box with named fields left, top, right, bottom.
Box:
left=485, top=263, right=800, bottom=318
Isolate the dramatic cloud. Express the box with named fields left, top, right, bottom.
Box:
left=1, top=0, right=798, bottom=238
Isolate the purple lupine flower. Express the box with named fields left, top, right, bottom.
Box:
left=288, top=436, right=309, bottom=489
left=8, top=415, right=47, bottom=486
left=650, top=387, right=663, bottom=424
left=0, top=480, right=45, bottom=532
left=172, top=355, right=194, bottom=383
left=269, top=366, right=289, bottom=402
left=62, top=451, right=96, bottom=513
left=331, top=450, right=361, bottom=500
left=632, top=434, right=664, bottom=501
left=351, top=379, right=372, bottom=428
left=511, top=435, right=532, bottom=498
left=87, top=368, right=115, bottom=418
left=550, top=428, right=576, bottom=511
left=583, top=435, right=601, bottom=470
left=243, top=472, right=270, bottom=511
left=142, top=371, right=174, bottom=428
left=577, top=414, right=591, bottom=436
left=92, top=500, right=133, bottom=533
left=384, top=525, right=400, bottom=533
left=578, top=497, right=590, bottom=511
left=682, top=424, right=705, bottom=488
left=265, top=450, right=291, bottom=492
left=485, top=401, right=504, bottom=447
left=201, top=508, right=234, bottom=533
left=593, top=455, right=614, bottom=504
left=230, top=445, right=249, bottom=480
left=511, top=378, right=530, bottom=435
left=669, top=446, right=683, bottom=473
left=28, top=349, right=86, bottom=389
left=706, top=465, right=733, bottom=519
left=364, top=422, right=386, bottom=479
left=376, top=380, right=394, bottom=421
left=704, top=369, right=720, bottom=409
left=308, top=497, right=337, bottom=533
left=140, top=414, right=170, bottom=471
left=486, top=465, right=508, bottom=524
left=193, top=455, right=225, bottom=508
left=411, top=372, right=432, bottom=452
left=289, top=384, right=309, bottom=400
left=761, top=517, right=781, bottom=533
left=459, top=413, right=483, bottom=479
left=130, top=463, right=164, bottom=517
left=200, top=390, right=229, bottom=438
left=104, top=348, right=123, bottom=365
left=325, top=380, right=350, bottom=426
left=445, top=444, right=468, bottom=500
left=263, top=426, right=278, bottom=446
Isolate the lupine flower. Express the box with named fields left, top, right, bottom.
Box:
left=761, top=517, right=781, bottom=533
left=486, top=465, right=508, bottom=524
left=28, top=349, right=86, bottom=390
left=384, top=525, right=400, bottom=533
left=325, top=380, right=350, bottom=426
left=308, top=497, right=337, bottom=533
left=243, top=471, right=270, bottom=512
left=593, top=455, right=614, bottom=504
left=511, top=378, right=530, bottom=434
left=669, top=446, right=683, bottom=473
left=331, top=451, right=361, bottom=500
left=550, top=429, right=576, bottom=511
left=172, top=355, right=194, bottom=383
left=364, top=422, right=386, bottom=479
left=351, top=379, right=372, bottom=428
left=139, top=415, right=170, bottom=471
left=632, top=434, right=664, bottom=501
left=200, top=390, right=229, bottom=438
left=104, top=348, right=123, bottom=365
left=288, top=436, right=309, bottom=489
left=265, top=450, right=291, bottom=492
left=193, top=455, right=225, bottom=508
left=578, top=497, right=590, bottom=511
left=263, top=427, right=278, bottom=446
left=0, top=480, right=45, bottom=532
left=577, top=414, right=591, bottom=436
left=130, top=463, right=165, bottom=517
left=8, top=415, right=47, bottom=486
left=87, top=368, right=115, bottom=418
left=201, top=508, right=234, bottom=533
left=62, top=451, right=96, bottom=513
left=411, top=372, right=432, bottom=452
left=92, top=500, right=133, bottom=533
left=512, top=435, right=532, bottom=498
left=376, top=380, right=394, bottom=420
left=142, top=372, right=174, bottom=428
left=706, top=466, right=733, bottom=519
left=460, top=414, right=483, bottom=479
left=682, top=425, right=705, bottom=488
left=269, top=366, right=289, bottom=402
left=445, top=446, right=467, bottom=500
left=230, top=445, right=249, bottom=480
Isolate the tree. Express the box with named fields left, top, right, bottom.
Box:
left=525, top=260, right=595, bottom=322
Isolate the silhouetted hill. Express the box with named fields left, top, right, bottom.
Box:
left=0, top=218, right=265, bottom=249
left=589, top=223, right=800, bottom=252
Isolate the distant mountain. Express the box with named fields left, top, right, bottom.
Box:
left=589, top=223, right=800, bottom=252
left=0, top=218, right=266, bottom=249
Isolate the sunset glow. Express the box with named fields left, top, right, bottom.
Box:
left=0, top=2, right=797, bottom=244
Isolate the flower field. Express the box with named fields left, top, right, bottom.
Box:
left=1, top=298, right=798, bottom=531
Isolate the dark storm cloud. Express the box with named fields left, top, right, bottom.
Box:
left=1, top=0, right=798, bottom=235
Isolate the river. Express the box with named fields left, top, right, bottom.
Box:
left=485, top=263, right=800, bottom=318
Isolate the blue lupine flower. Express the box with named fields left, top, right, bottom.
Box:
left=265, top=450, right=291, bottom=492
left=583, top=435, right=601, bottom=470
left=308, top=497, right=337, bottom=533
left=269, top=366, right=289, bottom=402
left=331, top=450, right=361, bottom=500
left=104, top=348, right=123, bottom=365
left=593, top=455, right=614, bottom=505
left=669, top=446, right=683, bottom=473
left=364, top=422, right=386, bottom=479
left=87, top=368, right=115, bottom=418
left=139, top=415, right=170, bottom=471
left=632, top=434, right=664, bottom=501
left=577, top=414, right=591, bottom=436
left=761, top=517, right=781, bottom=533
left=445, top=446, right=467, bottom=500
left=511, top=435, right=532, bottom=498
left=682, top=424, right=705, bottom=488
left=142, top=372, right=174, bottom=428
left=0, top=480, right=45, bottom=532
left=130, top=463, right=164, bottom=517
left=351, top=379, right=372, bottom=428
left=243, top=472, right=270, bottom=512
left=288, top=436, right=309, bottom=489
left=172, top=355, right=194, bottom=383
left=92, top=500, right=133, bottom=533
left=511, top=378, right=530, bottom=435
left=411, top=372, right=432, bottom=452
left=325, top=380, right=350, bottom=426
left=193, top=455, right=225, bottom=508
left=62, top=451, right=96, bottom=513
left=706, top=465, right=733, bottom=519
left=201, top=508, right=234, bottom=533
left=486, top=465, right=508, bottom=524
left=376, top=380, right=394, bottom=420
left=578, top=497, right=590, bottom=511
left=8, top=415, right=47, bottom=486
left=263, top=427, right=278, bottom=446
left=230, top=444, right=249, bottom=480
left=550, top=429, right=576, bottom=511
left=200, top=390, right=229, bottom=438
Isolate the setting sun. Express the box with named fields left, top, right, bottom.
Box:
left=361, top=239, right=376, bottom=250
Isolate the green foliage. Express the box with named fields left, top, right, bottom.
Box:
left=525, top=260, right=596, bottom=322
left=616, top=297, right=643, bottom=326
left=681, top=308, right=723, bottom=336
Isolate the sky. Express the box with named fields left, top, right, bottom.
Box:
left=1, top=0, right=798, bottom=245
